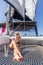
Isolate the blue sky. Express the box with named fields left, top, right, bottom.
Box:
left=35, top=0, right=43, bottom=35
left=0, top=0, right=43, bottom=35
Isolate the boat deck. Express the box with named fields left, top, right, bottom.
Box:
left=0, top=45, right=43, bottom=65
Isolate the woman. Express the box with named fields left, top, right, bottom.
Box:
left=9, top=32, right=23, bottom=61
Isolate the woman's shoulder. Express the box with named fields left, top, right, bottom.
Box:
left=12, top=38, right=15, bottom=42
left=13, top=38, right=15, bottom=40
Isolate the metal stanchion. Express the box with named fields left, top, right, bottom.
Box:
left=4, top=5, right=11, bottom=57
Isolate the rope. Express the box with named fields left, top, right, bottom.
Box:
left=14, top=21, right=24, bottom=31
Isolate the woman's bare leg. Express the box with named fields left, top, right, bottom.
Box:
left=13, top=54, right=23, bottom=61
left=13, top=41, right=23, bottom=58
left=13, top=49, right=23, bottom=61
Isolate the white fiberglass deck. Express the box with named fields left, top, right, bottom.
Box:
left=0, top=35, right=43, bottom=45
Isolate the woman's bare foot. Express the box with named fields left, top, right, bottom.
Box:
left=13, top=57, right=17, bottom=61
left=13, top=57, right=23, bottom=62
left=18, top=57, right=23, bottom=61
left=17, top=57, right=23, bottom=62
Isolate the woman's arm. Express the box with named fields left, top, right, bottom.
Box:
left=9, top=42, right=13, bottom=48
left=9, top=40, right=14, bottom=49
